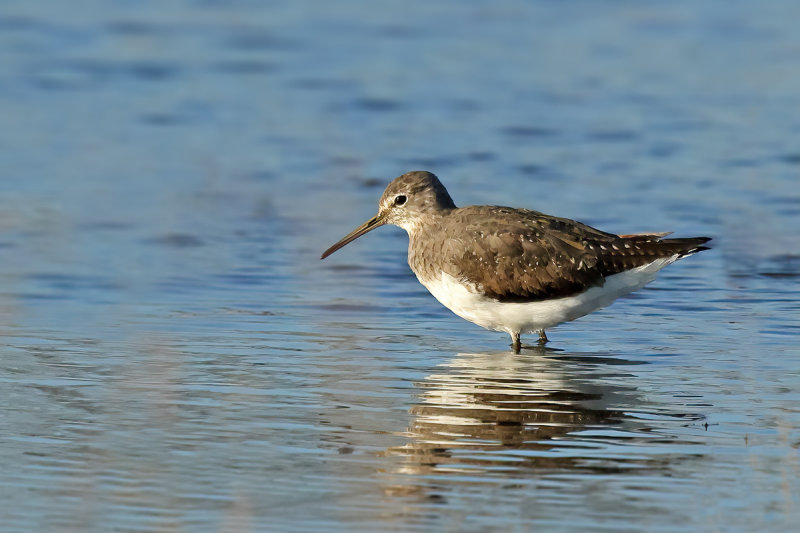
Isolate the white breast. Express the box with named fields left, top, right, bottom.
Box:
left=416, top=256, right=679, bottom=336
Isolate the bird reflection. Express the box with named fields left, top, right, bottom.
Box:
left=381, top=347, right=703, bottom=500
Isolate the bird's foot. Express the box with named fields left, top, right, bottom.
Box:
left=538, top=329, right=548, bottom=344
left=511, top=332, right=521, bottom=354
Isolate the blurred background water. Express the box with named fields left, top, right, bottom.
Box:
left=1, top=0, right=799, bottom=531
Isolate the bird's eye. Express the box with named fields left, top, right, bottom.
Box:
left=394, top=195, right=407, bottom=206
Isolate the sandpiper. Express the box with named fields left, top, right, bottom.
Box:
left=321, top=171, right=710, bottom=353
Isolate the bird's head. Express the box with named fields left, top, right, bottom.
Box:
left=321, top=170, right=456, bottom=259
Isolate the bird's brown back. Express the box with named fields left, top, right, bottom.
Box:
left=409, top=206, right=710, bottom=302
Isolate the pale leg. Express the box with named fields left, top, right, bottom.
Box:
left=538, top=329, right=548, bottom=344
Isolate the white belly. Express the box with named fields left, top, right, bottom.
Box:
left=417, top=257, right=678, bottom=336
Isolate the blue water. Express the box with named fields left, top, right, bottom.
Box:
left=1, top=1, right=799, bottom=531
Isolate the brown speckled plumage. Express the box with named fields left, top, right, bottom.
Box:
left=410, top=205, right=710, bottom=302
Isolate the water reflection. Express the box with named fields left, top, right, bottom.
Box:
left=382, top=348, right=705, bottom=501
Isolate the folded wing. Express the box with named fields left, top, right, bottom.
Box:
left=439, top=207, right=710, bottom=302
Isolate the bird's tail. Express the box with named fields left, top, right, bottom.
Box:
left=656, top=236, right=711, bottom=257
left=622, top=235, right=712, bottom=258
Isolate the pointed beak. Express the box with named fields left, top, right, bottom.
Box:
left=320, top=213, right=386, bottom=259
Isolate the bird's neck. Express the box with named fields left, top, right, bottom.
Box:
left=399, top=209, right=451, bottom=237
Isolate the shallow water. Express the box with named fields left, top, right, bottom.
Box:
left=1, top=0, right=799, bottom=531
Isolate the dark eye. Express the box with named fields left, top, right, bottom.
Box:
left=394, top=195, right=407, bottom=206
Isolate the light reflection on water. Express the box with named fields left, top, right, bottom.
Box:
left=377, top=350, right=708, bottom=528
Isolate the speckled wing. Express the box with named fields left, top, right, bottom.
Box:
left=438, top=206, right=710, bottom=302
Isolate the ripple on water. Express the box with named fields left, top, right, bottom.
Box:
left=384, top=350, right=705, bottom=482
left=28, top=59, right=182, bottom=90
left=144, top=233, right=205, bottom=248
left=1, top=0, right=799, bottom=531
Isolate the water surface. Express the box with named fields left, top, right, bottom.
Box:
left=1, top=0, right=799, bottom=531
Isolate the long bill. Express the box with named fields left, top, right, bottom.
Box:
left=320, top=213, right=385, bottom=259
